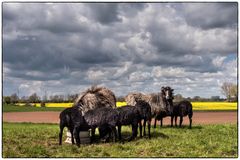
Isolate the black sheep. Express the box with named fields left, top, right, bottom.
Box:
left=59, top=106, right=118, bottom=147
left=155, top=98, right=174, bottom=128
left=116, top=105, right=141, bottom=141
left=171, top=100, right=193, bottom=128
left=135, top=100, right=152, bottom=138
left=84, top=107, right=119, bottom=143
left=59, top=107, right=85, bottom=146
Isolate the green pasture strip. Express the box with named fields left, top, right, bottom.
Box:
left=3, top=104, right=65, bottom=112
left=2, top=122, right=237, bottom=158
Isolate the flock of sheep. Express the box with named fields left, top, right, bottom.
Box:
left=59, top=86, right=193, bottom=147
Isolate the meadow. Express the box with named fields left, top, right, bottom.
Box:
left=2, top=122, right=237, bottom=158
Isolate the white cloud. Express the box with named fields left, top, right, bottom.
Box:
left=152, top=66, right=186, bottom=78
left=212, top=56, right=226, bottom=67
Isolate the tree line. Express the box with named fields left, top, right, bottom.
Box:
left=3, top=93, right=79, bottom=104
left=3, top=82, right=237, bottom=105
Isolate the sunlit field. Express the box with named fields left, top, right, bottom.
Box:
left=15, top=101, right=237, bottom=111
left=191, top=102, right=237, bottom=111
left=2, top=122, right=237, bottom=158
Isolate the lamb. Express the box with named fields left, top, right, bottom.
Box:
left=171, top=100, right=193, bottom=129
left=116, top=105, right=141, bottom=141
left=59, top=106, right=118, bottom=147
left=135, top=100, right=152, bottom=138
left=84, top=107, right=118, bottom=143
left=59, top=107, right=84, bottom=146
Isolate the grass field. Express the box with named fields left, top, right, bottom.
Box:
left=2, top=122, right=237, bottom=158
left=3, top=104, right=65, bottom=112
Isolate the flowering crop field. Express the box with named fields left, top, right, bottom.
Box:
left=16, top=102, right=237, bottom=111
left=191, top=102, right=237, bottom=111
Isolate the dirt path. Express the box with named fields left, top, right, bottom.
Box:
left=3, top=111, right=237, bottom=125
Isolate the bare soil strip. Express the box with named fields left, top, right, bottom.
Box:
left=3, top=111, right=237, bottom=125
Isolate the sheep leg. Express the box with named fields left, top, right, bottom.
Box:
left=143, top=119, right=146, bottom=136
left=118, top=125, right=122, bottom=140
left=147, top=119, right=151, bottom=139
left=171, top=116, right=174, bottom=127
left=70, top=128, right=75, bottom=144
left=160, top=117, right=163, bottom=127
left=175, top=116, right=178, bottom=127
left=179, top=116, right=183, bottom=128
left=73, top=127, right=80, bottom=147
left=111, top=126, right=117, bottom=142
left=139, top=121, right=143, bottom=137
left=59, top=125, right=64, bottom=145
left=154, top=118, right=157, bottom=128
left=91, top=128, right=96, bottom=143
left=128, top=122, right=138, bottom=142
left=189, top=114, right=192, bottom=129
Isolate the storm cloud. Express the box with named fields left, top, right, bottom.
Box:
left=3, top=2, right=237, bottom=98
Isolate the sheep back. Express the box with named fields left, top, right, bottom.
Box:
left=74, top=86, right=117, bottom=114
left=84, top=107, right=118, bottom=127
left=116, top=105, right=140, bottom=125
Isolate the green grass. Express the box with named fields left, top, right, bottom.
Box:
left=3, top=104, right=65, bottom=112
left=2, top=122, right=237, bottom=158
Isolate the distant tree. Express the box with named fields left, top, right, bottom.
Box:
left=117, top=96, right=125, bottom=102
left=230, top=84, right=237, bottom=102
left=3, top=96, right=11, bottom=104
left=174, top=94, right=184, bottom=102
left=10, top=93, right=19, bottom=104
left=19, top=96, right=28, bottom=103
left=29, top=93, right=40, bottom=103
left=42, top=95, right=48, bottom=102
left=221, top=82, right=237, bottom=102
left=67, top=94, right=78, bottom=102
left=49, top=95, right=64, bottom=102
left=193, top=96, right=201, bottom=101
left=211, top=96, right=220, bottom=101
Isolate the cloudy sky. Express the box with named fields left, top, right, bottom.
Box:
left=3, top=2, right=238, bottom=98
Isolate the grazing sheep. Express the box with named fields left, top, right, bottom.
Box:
left=59, top=106, right=118, bottom=147
left=59, top=106, right=85, bottom=146
left=84, top=106, right=119, bottom=143
left=171, top=100, right=193, bottom=128
left=135, top=100, right=152, bottom=138
left=125, top=86, right=174, bottom=128
left=116, top=105, right=141, bottom=141
left=73, top=85, right=117, bottom=111
left=65, top=86, right=117, bottom=143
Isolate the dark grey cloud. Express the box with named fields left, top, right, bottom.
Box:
left=182, top=3, right=237, bottom=29
left=87, top=3, right=122, bottom=24
left=119, top=3, right=148, bottom=17
left=3, top=3, right=237, bottom=98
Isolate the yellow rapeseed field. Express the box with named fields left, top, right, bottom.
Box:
left=191, top=102, right=237, bottom=111
left=16, top=101, right=237, bottom=111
